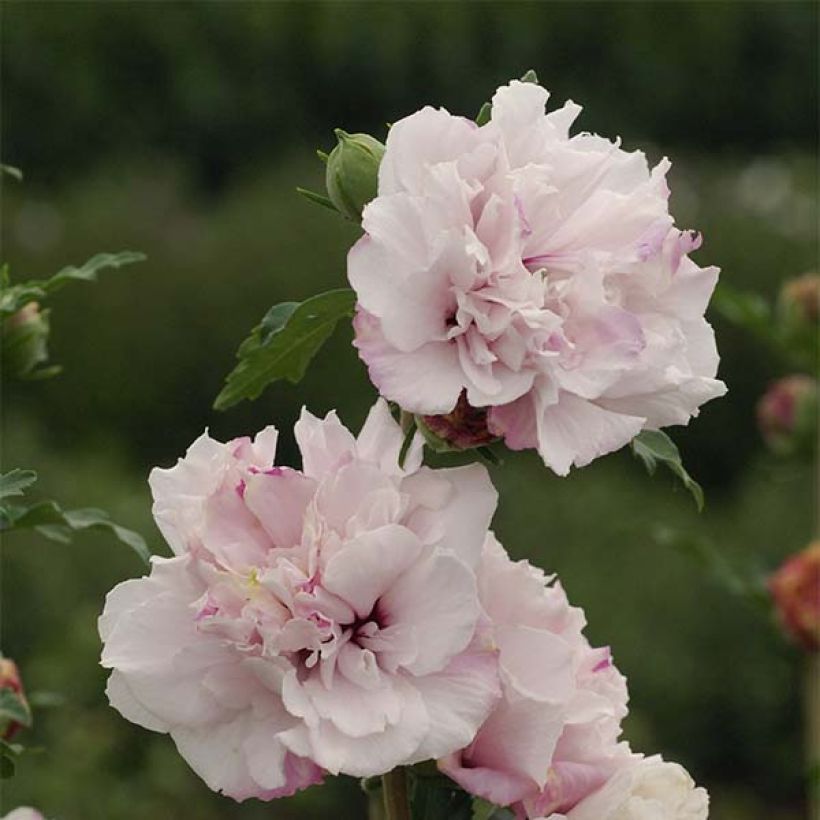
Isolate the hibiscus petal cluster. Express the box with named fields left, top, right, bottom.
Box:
left=100, top=400, right=499, bottom=797
left=349, top=79, right=726, bottom=474
left=99, top=401, right=707, bottom=817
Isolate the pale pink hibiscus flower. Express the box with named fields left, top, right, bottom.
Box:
left=440, top=534, right=631, bottom=816
left=349, top=79, right=725, bottom=474
left=99, top=400, right=500, bottom=800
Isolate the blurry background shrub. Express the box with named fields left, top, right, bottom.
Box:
left=1, top=3, right=816, bottom=819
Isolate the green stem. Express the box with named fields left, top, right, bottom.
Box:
left=807, top=653, right=819, bottom=818
left=382, top=767, right=411, bottom=820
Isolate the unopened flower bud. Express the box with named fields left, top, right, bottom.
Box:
left=418, top=392, right=498, bottom=452
left=769, top=541, right=820, bottom=652
left=0, top=658, right=31, bottom=740
left=325, top=130, right=385, bottom=221
left=756, top=375, right=817, bottom=456
left=2, top=302, right=50, bottom=380
left=779, top=272, right=819, bottom=326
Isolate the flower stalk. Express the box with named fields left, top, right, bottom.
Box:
left=381, top=767, right=411, bottom=820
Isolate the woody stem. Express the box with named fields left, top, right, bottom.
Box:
left=381, top=767, right=411, bottom=820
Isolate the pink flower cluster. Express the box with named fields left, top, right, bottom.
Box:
left=349, top=80, right=726, bottom=474
left=99, top=402, right=707, bottom=817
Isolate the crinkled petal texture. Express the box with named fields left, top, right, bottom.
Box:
left=100, top=400, right=502, bottom=800
left=439, top=535, right=632, bottom=817
left=538, top=755, right=709, bottom=820
left=349, top=78, right=726, bottom=474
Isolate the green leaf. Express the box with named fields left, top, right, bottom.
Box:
left=214, top=289, right=356, bottom=410
left=0, top=689, right=32, bottom=730
left=519, top=68, right=539, bottom=84
left=0, top=500, right=150, bottom=564
left=40, top=251, right=146, bottom=295
left=0, top=251, right=145, bottom=316
left=254, top=301, right=299, bottom=345
left=0, top=470, right=37, bottom=501
left=631, top=430, right=704, bottom=511
left=411, top=774, right=473, bottom=820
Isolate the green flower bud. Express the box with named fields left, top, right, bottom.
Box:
left=2, top=302, right=51, bottom=380
left=325, top=130, right=385, bottom=221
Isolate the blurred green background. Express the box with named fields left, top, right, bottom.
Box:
left=1, top=2, right=817, bottom=818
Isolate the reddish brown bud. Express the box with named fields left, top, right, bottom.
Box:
left=419, top=392, right=498, bottom=451
left=779, top=272, right=819, bottom=325
left=770, top=541, right=820, bottom=652
left=0, top=658, right=31, bottom=740
left=756, top=375, right=817, bottom=456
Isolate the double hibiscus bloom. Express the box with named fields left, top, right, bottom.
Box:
left=100, top=79, right=717, bottom=819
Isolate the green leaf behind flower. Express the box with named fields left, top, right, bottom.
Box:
left=214, top=289, right=356, bottom=410
left=631, top=430, right=704, bottom=511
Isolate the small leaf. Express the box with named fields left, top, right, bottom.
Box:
left=296, top=187, right=339, bottom=213
left=40, top=251, right=146, bottom=296
left=0, top=251, right=145, bottom=316
left=0, top=689, right=32, bottom=730
left=631, top=430, right=704, bottom=511
left=0, top=470, right=37, bottom=501
left=214, top=289, right=356, bottom=411
left=0, top=499, right=150, bottom=564
left=519, top=68, right=539, bottom=84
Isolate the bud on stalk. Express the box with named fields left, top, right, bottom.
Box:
left=769, top=541, right=820, bottom=652
left=779, top=272, right=819, bottom=326
left=418, top=391, right=498, bottom=452
left=0, top=657, right=32, bottom=740
left=756, top=375, right=817, bottom=457
left=326, top=130, right=385, bottom=221
left=1, top=302, right=51, bottom=380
